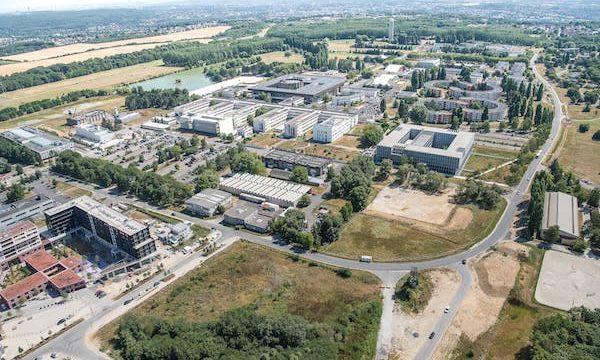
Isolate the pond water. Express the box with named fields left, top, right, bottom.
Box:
left=131, top=67, right=214, bottom=92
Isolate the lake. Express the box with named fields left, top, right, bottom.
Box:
left=131, top=67, right=213, bottom=92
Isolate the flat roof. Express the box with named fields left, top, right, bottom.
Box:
left=24, top=250, right=59, bottom=273
left=542, top=191, right=580, bottom=238
left=45, top=196, right=147, bottom=236
left=0, top=220, right=37, bottom=240
left=263, top=149, right=330, bottom=168
left=378, top=124, right=474, bottom=159
left=49, top=269, right=84, bottom=290
left=1, top=127, right=72, bottom=153
left=186, top=188, right=232, bottom=210
left=220, top=173, right=310, bottom=205
left=251, top=74, right=345, bottom=97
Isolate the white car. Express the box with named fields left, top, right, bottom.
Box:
left=444, top=306, right=450, bottom=313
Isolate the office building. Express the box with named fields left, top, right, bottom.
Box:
left=375, top=124, right=474, bottom=175
left=75, top=124, right=114, bottom=143
left=250, top=74, right=345, bottom=103
left=1, top=127, right=74, bottom=161
left=185, top=189, right=233, bottom=217
left=283, top=109, right=319, bottom=138
left=44, top=196, right=156, bottom=260
left=223, top=201, right=283, bottom=233
left=219, top=173, right=311, bottom=208
left=253, top=106, right=287, bottom=132
left=541, top=192, right=580, bottom=245
left=312, top=112, right=358, bottom=143
left=0, top=195, right=54, bottom=228
left=262, top=149, right=330, bottom=177
left=0, top=221, right=42, bottom=271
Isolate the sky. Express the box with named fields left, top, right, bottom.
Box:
left=0, top=0, right=175, bottom=13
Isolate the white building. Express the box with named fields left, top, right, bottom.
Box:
left=312, top=113, right=358, bottom=143
left=283, top=109, right=319, bottom=138
left=75, top=124, right=114, bottom=143
left=416, top=58, right=441, bottom=69
left=388, top=18, right=395, bottom=41
left=253, top=106, right=287, bottom=132
left=219, top=173, right=310, bottom=208
left=179, top=114, right=235, bottom=136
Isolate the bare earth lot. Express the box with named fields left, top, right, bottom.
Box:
left=0, top=26, right=228, bottom=75
left=535, top=250, right=600, bottom=311
left=367, top=186, right=456, bottom=225
left=432, top=242, right=524, bottom=359
left=390, top=269, right=461, bottom=360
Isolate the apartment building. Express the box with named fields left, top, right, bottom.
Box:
left=0, top=221, right=42, bottom=271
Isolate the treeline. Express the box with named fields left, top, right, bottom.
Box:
left=0, top=137, right=40, bottom=165
left=125, top=87, right=192, bottom=110
left=0, top=40, right=54, bottom=57
left=161, top=37, right=286, bottom=68
left=115, top=302, right=381, bottom=360
left=0, top=89, right=109, bottom=122
left=531, top=307, right=600, bottom=359
left=52, top=150, right=192, bottom=206
left=216, top=21, right=267, bottom=39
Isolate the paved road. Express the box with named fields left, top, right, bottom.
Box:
left=22, top=53, right=564, bottom=360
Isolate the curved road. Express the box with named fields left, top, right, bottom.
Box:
left=23, top=53, right=563, bottom=360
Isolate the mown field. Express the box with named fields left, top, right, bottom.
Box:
left=557, top=118, right=600, bottom=183
left=0, top=60, right=180, bottom=108
left=97, top=241, right=382, bottom=360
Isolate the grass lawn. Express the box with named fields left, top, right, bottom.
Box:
left=333, top=134, right=363, bottom=149
left=328, top=39, right=355, bottom=53
left=97, top=241, right=382, bottom=359
left=556, top=87, right=600, bottom=121
left=472, top=145, right=519, bottom=159
left=480, top=165, right=513, bottom=184
left=450, top=247, right=559, bottom=360
left=54, top=180, right=93, bottom=198
left=259, top=51, right=304, bottom=64
left=0, top=61, right=179, bottom=109
left=276, top=138, right=359, bottom=162
left=247, top=131, right=283, bottom=148
left=323, top=200, right=506, bottom=262
left=557, top=118, right=600, bottom=183
left=463, top=154, right=510, bottom=174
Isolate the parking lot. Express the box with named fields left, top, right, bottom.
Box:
left=535, top=250, right=600, bottom=311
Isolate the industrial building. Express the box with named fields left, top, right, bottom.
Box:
left=312, top=112, right=358, bottom=143
left=375, top=124, right=474, bottom=175
left=250, top=74, right=345, bottom=103
left=223, top=201, right=283, bottom=233
left=185, top=189, right=233, bottom=217
left=262, top=149, right=330, bottom=177
left=66, top=109, right=112, bottom=126
left=219, top=173, right=311, bottom=208
left=0, top=250, right=85, bottom=309
left=45, top=196, right=156, bottom=260
left=175, top=98, right=260, bottom=136
left=0, top=221, right=42, bottom=271
left=75, top=124, right=114, bottom=143
left=0, top=195, right=54, bottom=228
left=416, top=58, right=441, bottom=69
left=541, top=191, right=580, bottom=245
left=1, top=127, right=74, bottom=161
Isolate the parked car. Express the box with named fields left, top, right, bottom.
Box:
left=124, top=298, right=134, bottom=305
left=429, top=332, right=436, bottom=339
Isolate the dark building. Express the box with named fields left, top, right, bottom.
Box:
left=45, top=196, right=156, bottom=260
left=250, top=74, right=345, bottom=103
left=262, top=149, right=331, bottom=177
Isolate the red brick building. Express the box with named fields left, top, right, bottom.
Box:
left=0, top=250, right=86, bottom=309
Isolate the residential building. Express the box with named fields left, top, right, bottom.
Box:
left=219, top=173, right=311, bottom=208
left=375, top=124, right=474, bottom=175
left=541, top=192, right=580, bottom=245
left=262, top=149, right=330, bottom=177
left=44, top=196, right=156, bottom=260
left=185, top=189, right=233, bottom=217
left=0, top=221, right=42, bottom=271
left=0, top=250, right=85, bottom=309
left=1, top=127, right=74, bottom=161
left=250, top=74, right=345, bottom=103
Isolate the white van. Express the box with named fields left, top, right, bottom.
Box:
left=360, top=255, right=373, bottom=263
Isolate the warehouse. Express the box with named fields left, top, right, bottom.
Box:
left=219, top=173, right=310, bottom=207
left=375, top=124, right=474, bottom=175
left=541, top=191, right=580, bottom=245
left=185, top=189, right=233, bottom=217
left=262, top=149, right=330, bottom=177
left=1, top=127, right=74, bottom=161
left=250, top=74, right=345, bottom=103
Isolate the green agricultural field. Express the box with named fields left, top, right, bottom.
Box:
left=97, top=241, right=382, bottom=359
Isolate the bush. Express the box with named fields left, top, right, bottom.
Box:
left=297, top=194, right=311, bottom=208
left=336, top=268, right=352, bottom=278
left=578, top=123, right=590, bottom=133
left=571, top=239, right=587, bottom=254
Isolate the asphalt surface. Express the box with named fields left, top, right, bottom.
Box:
left=22, top=53, right=564, bottom=360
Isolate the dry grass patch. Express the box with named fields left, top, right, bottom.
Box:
left=54, top=180, right=93, bottom=198
left=96, top=241, right=381, bottom=358
left=248, top=132, right=283, bottom=148
left=333, top=134, right=362, bottom=149
left=557, top=118, right=600, bottom=183
left=0, top=61, right=180, bottom=108
left=259, top=51, right=304, bottom=64
left=323, top=199, right=505, bottom=262
left=276, top=138, right=359, bottom=162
